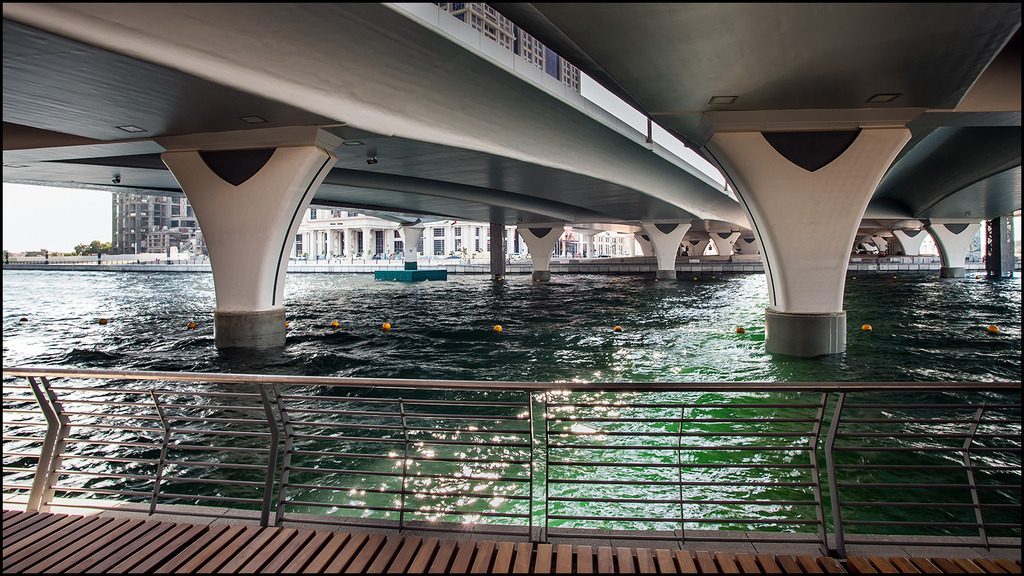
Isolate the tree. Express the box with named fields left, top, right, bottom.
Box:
left=74, top=240, right=112, bottom=255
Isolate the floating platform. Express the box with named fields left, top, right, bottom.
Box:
left=374, top=263, right=447, bottom=282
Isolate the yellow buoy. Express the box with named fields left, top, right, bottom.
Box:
left=284, top=321, right=290, bottom=328
left=186, top=321, right=197, bottom=330
left=493, top=324, right=503, bottom=333
left=330, top=320, right=340, bottom=328
left=987, top=325, right=1001, bottom=334
left=861, top=324, right=872, bottom=332
left=736, top=327, right=746, bottom=334
left=382, top=322, right=392, bottom=332
left=98, top=318, right=108, bottom=325
left=613, top=325, right=623, bottom=333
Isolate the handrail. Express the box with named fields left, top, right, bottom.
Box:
left=2, top=366, right=1020, bottom=558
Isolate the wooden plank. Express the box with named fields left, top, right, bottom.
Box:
left=735, top=553, right=762, bottom=574
left=277, top=531, right=332, bottom=573
left=84, top=521, right=178, bottom=573
left=304, top=531, right=356, bottom=574
left=755, top=554, right=782, bottom=574
left=117, top=523, right=210, bottom=573
left=155, top=523, right=241, bottom=574
left=675, top=551, right=700, bottom=574
left=951, top=558, right=986, bottom=574
left=846, top=557, right=879, bottom=574
left=490, top=541, right=515, bottom=574
left=387, top=536, right=423, bottom=573
left=973, top=558, right=1010, bottom=574
left=776, top=555, right=804, bottom=574
left=655, top=549, right=679, bottom=574
left=326, top=531, right=374, bottom=573
left=406, top=537, right=439, bottom=574
left=45, top=518, right=146, bottom=573
left=636, top=548, right=656, bottom=574
left=238, top=528, right=297, bottom=574
left=342, top=532, right=387, bottom=574
left=450, top=540, right=478, bottom=574
left=534, top=543, right=553, bottom=574
left=887, top=557, right=921, bottom=574
left=10, top=516, right=128, bottom=574
left=192, top=525, right=264, bottom=574
left=818, top=556, right=848, bottom=574
left=366, top=536, right=404, bottom=574
left=512, top=542, right=533, bottom=574
left=61, top=519, right=164, bottom=573
left=555, top=544, right=574, bottom=574
left=2, top=514, right=81, bottom=558
left=2, top=510, right=23, bottom=521
left=216, top=526, right=282, bottom=573
left=616, top=547, right=636, bottom=574
left=596, top=547, right=614, bottom=574
left=907, top=558, right=943, bottom=574
left=257, top=530, right=315, bottom=573
left=471, top=540, right=497, bottom=574
left=796, top=555, right=825, bottom=574
left=696, top=551, right=718, bottom=574
left=427, top=539, right=458, bottom=574
left=3, top=511, right=49, bottom=539
left=716, top=552, right=741, bottom=574
left=867, top=556, right=900, bottom=574
left=4, top=515, right=107, bottom=569
left=576, top=546, right=594, bottom=574
left=992, top=559, right=1022, bottom=574
left=929, top=558, right=962, bottom=574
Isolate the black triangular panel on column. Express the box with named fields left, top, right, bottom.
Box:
left=762, top=130, right=860, bottom=172
left=200, top=148, right=276, bottom=186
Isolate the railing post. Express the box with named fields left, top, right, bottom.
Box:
left=543, top=392, right=551, bottom=543
left=148, top=391, right=170, bottom=516
left=963, top=406, right=988, bottom=549
left=676, top=405, right=687, bottom=544
left=257, top=385, right=280, bottom=527
left=528, top=392, right=537, bottom=542
left=824, top=392, right=846, bottom=557
left=32, top=377, right=70, bottom=513
left=272, top=384, right=294, bottom=527
left=398, top=398, right=410, bottom=531
left=25, top=377, right=60, bottom=512
left=810, top=393, right=829, bottom=554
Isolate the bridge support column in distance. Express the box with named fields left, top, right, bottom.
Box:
left=708, top=127, right=910, bottom=357
left=869, top=235, right=890, bottom=255
left=400, top=224, right=424, bottom=270
left=926, top=221, right=981, bottom=278
left=640, top=222, right=691, bottom=280
left=734, top=235, right=761, bottom=255
left=518, top=225, right=563, bottom=282
left=986, top=215, right=1015, bottom=278
left=160, top=128, right=339, bottom=349
left=633, top=232, right=654, bottom=257
left=710, top=231, right=741, bottom=257
left=490, top=220, right=506, bottom=280
left=685, top=233, right=711, bottom=257
left=891, top=229, right=927, bottom=256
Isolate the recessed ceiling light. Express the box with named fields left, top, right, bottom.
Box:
left=343, top=140, right=364, bottom=146
left=116, top=125, right=147, bottom=133
left=708, top=96, right=738, bottom=105
left=239, top=115, right=267, bottom=124
left=867, top=93, right=901, bottom=103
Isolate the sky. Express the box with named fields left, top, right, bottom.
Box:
left=3, top=184, right=112, bottom=253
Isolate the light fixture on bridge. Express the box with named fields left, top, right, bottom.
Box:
left=238, top=115, right=267, bottom=124
left=866, top=93, right=901, bottom=103
left=116, top=125, right=147, bottom=133
left=366, top=155, right=378, bottom=165
left=343, top=140, right=364, bottom=146
left=708, top=95, right=737, bottom=105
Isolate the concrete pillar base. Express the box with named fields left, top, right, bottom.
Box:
left=532, top=271, right=551, bottom=282
left=656, top=270, right=677, bottom=280
left=765, top=309, right=846, bottom=358
left=940, top=267, right=965, bottom=278
left=215, top=308, right=286, bottom=349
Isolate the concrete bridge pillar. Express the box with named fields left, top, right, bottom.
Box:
left=518, top=225, right=563, bottom=282
left=710, top=232, right=741, bottom=256
left=986, top=215, right=1015, bottom=278
left=490, top=220, right=506, bottom=280
left=891, top=229, right=927, bottom=256
left=869, top=235, right=890, bottom=255
left=707, top=127, right=910, bottom=357
left=632, top=232, right=654, bottom=257
left=926, top=221, right=981, bottom=278
left=734, top=235, right=761, bottom=255
left=400, top=224, right=424, bottom=270
left=640, top=222, right=691, bottom=279
left=160, top=128, right=339, bottom=349
left=343, top=228, right=354, bottom=257
left=685, top=235, right=711, bottom=257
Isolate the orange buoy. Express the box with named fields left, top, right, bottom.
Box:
left=382, top=322, right=392, bottom=332
left=330, top=320, right=340, bottom=328
left=861, top=324, right=872, bottom=332
left=736, top=327, right=746, bottom=334
left=493, top=324, right=503, bottom=333
left=98, top=318, right=109, bottom=325
left=612, top=325, right=623, bottom=333
left=186, top=321, right=197, bottom=330
left=987, top=325, right=1001, bottom=334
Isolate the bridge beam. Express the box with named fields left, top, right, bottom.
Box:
left=640, top=222, right=691, bottom=279
left=160, top=128, right=339, bottom=349
left=518, top=226, right=563, bottom=282
left=891, top=229, right=927, bottom=256
left=708, top=127, right=910, bottom=357
left=926, top=220, right=981, bottom=278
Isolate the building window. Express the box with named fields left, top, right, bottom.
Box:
left=309, top=208, right=317, bottom=220
left=434, top=239, right=444, bottom=255
left=454, top=227, right=461, bottom=237
left=295, top=234, right=303, bottom=256
left=434, top=228, right=444, bottom=237
left=394, top=230, right=402, bottom=238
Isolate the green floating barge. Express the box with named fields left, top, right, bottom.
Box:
left=373, top=262, right=447, bottom=282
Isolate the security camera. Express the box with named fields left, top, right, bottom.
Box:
left=366, top=156, right=378, bottom=165
left=112, top=175, right=121, bottom=184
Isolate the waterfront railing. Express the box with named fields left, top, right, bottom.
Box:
left=2, top=367, right=1019, bottom=557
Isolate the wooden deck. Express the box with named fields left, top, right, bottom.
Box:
left=3, top=511, right=1021, bottom=574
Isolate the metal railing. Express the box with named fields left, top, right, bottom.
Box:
left=2, top=367, right=1020, bottom=557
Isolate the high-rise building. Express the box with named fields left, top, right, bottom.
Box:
left=111, top=192, right=204, bottom=255
left=437, top=3, right=582, bottom=92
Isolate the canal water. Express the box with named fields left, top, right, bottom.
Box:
left=2, top=270, right=1020, bottom=537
